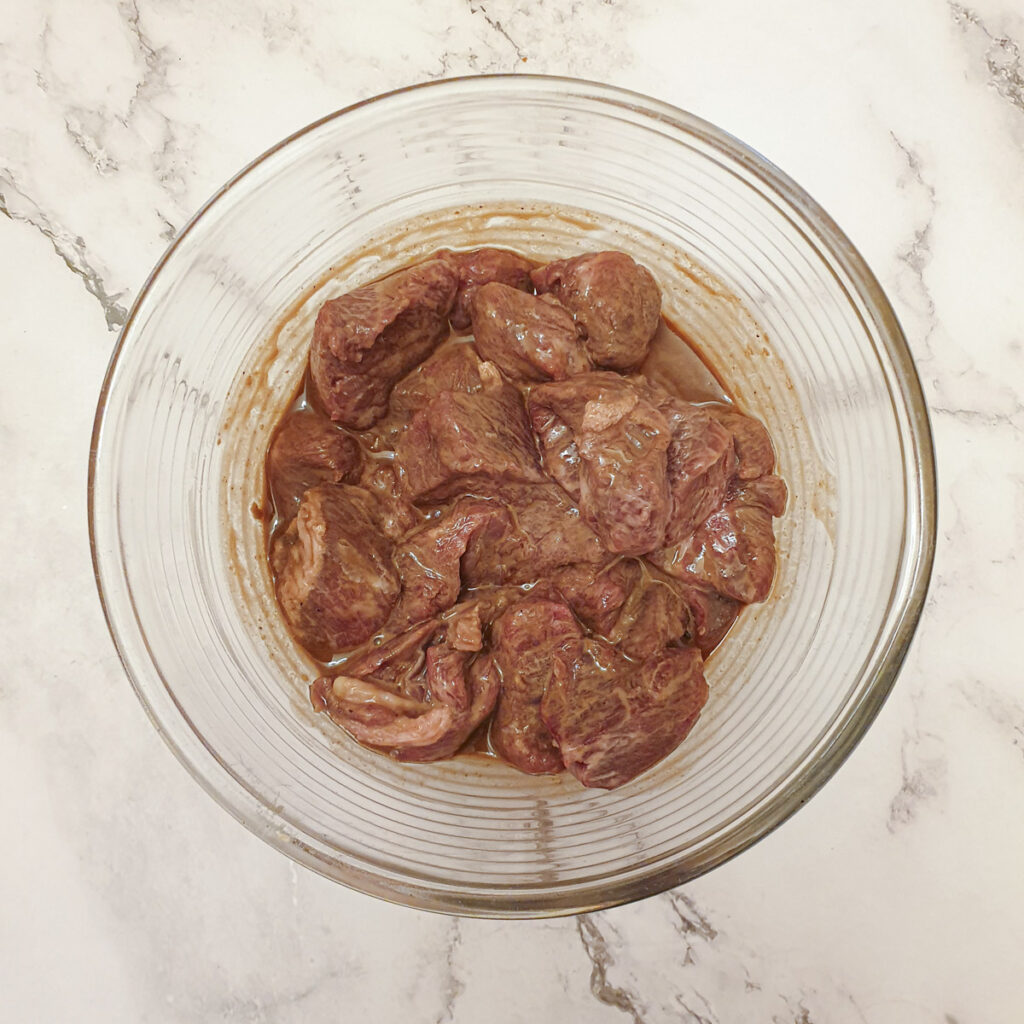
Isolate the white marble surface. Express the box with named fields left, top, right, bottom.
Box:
left=2, top=0, right=1023, bottom=1020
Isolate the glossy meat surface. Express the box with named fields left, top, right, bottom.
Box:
left=489, top=598, right=581, bottom=774
left=529, top=373, right=672, bottom=555
left=271, top=484, right=399, bottom=657
left=531, top=251, right=661, bottom=370
left=269, top=248, right=786, bottom=788
left=266, top=408, right=362, bottom=524
left=396, top=382, right=544, bottom=500
left=469, top=282, right=590, bottom=382
left=439, top=247, right=535, bottom=331
left=541, top=640, right=709, bottom=789
left=310, top=258, right=458, bottom=429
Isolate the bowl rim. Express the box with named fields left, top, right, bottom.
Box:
left=88, top=73, right=937, bottom=917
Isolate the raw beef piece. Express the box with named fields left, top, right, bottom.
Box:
left=469, top=283, right=590, bottom=382
left=528, top=372, right=671, bottom=556
left=309, top=258, right=458, bottom=429
left=397, top=382, right=544, bottom=501
left=548, top=559, right=642, bottom=636
left=529, top=372, right=656, bottom=500
left=649, top=491, right=780, bottom=605
left=489, top=598, right=582, bottom=774
left=387, top=499, right=509, bottom=629
left=531, top=251, right=661, bottom=370
left=576, top=393, right=672, bottom=556
left=636, top=381, right=736, bottom=543
left=387, top=342, right=487, bottom=421
left=678, top=583, right=741, bottom=658
left=708, top=407, right=776, bottom=481
left=311, top=621, right=499, bottom=762
left=662, top=403, right=735, bottom=543
left=526, top=383, right=589, bottom=500
left=541, top=640, right=708, bottom=789
left=437, top=247, right=535, bottom=331
left=607, top=569, right=689, bottom=661
left=271, top=484, right=399, bottom=656
left=731, top=473, right=788, bottom=517
left=459, top=484, right=607, bottom=586
left=355, top=458, right=421, bottom=542
left=266, top=408, right=362, bottom=523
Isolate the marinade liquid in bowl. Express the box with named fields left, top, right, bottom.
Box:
left=90, top=77, right=936, bottom=916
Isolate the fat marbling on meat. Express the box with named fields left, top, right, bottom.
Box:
left=310, top=258, right=458, bottom=429
left=531, top=250, right=661, bottom=370
left=311, top=614, right=499, bottom=762
left=541, top=638, right=709, bottom=789
left=396, top=379, right=545, bottom=501
left=271, top=484, right=400, bottom=657
left=268, top=244, right=786, bottom=789
left=469, top=282, right=591, bottom=383
left=528, top=372, right=672, bottom=556
left=438, top=247, right=535, bottom=331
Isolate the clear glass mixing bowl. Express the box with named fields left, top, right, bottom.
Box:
left=89, top=76, right=935, bottom=917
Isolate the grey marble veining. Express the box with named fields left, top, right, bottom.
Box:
left=2, top=1, right=1023, bottom=1021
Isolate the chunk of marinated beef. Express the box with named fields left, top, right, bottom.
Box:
left=469, top=282, right=591, bottom=382
left=437, top=247, right=535, bottom=331
left=446, top=603, right=484, bottom=652
left=649, top=486, right=782, bottom=605
left=396, top=382, right=544, bottom=501
left=707, top=407, right=776, bottom=481
left=732, top=473, right=788, bottom=517
left=387, top=499, right=509, bottom=629
left=607, top=569, right=690, bottom=661
left=677, top=583, right=742, bottom=658
left=271, top=484, right=399, bottom=656
left=309, top=258, right=458, bottom=429
left=489, top=598, right=582, bottom=774
left=528, top=373, right=671, bottom=556
left=459, top=484, right=607, bottom=586
left=331, top=619, right=438, bottom=701
left=531, top=251, right=661, bottom=370
left=552, top=559, right=697, bottom=660
left=387, top=342, right=487, bottom=422
left=662, top=404, right=735, bottom=542
left=311, top=620, right=499, bottom=762
left=634, top=381, right=735, bottom=543
left=548, top=559, right=641, bottom=636
left=540, top=640, right=708, bottom=789
left=356, top=458, right=421, bottom=541
left=526, top=386, right=587, bottom=500
left=577, top=392, right=671, bottom=556
left=529, top=372, right=653, bottom=502
left=266, top=408, right=362, bottom=523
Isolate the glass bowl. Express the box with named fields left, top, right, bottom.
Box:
left=89, top=76, right=936, bottom=917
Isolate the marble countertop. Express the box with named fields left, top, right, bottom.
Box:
left=3, top=1, right=1023, bottom=1021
